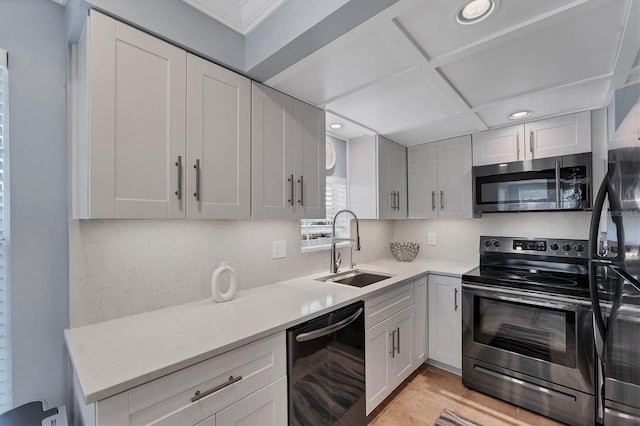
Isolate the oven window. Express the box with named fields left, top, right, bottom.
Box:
left=476, top=169, right=556, bottom=205
left=474, top=296, right=576, bottom=368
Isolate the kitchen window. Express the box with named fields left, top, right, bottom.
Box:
left=0, top=49, right=12, bottom=412
left=301, top=176, right=348, bottom=251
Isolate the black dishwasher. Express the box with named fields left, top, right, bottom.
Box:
left=287, top=301, right=365, bottom=426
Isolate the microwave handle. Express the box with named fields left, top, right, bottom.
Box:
left=555, top=160, right=561, bottom=208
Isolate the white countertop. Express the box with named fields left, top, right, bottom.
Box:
left=65, top=258, right=476, bottom=404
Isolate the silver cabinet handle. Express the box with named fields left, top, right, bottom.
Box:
left=555, top=160, right=561, bottom=208
left=191, top=375, right=242, bottom=402
left=193, top=159, right=201, bottom=201
left=516, top=133, right=520, bottom=161
left=440, top=190, right=444, bottom=210
left=396, top=327, right=400, bottom=354
left=396, top=192, right=401, bottom=211
left=295, top=307, right=363, bottom=342
left=432, top=191, right=436, bottom=210
left=454, top=288, right=458, bottom=311
left=390, top=329, right=396, bottom=358
left=391, top=192, right=395, bottom=211
left=287, top=174, right=294, bottom=206
left=297, top=176, right=304, bottom=206
left=175, top=156, right=182, bottom=200
left=529, top=130, right=534, bottom=157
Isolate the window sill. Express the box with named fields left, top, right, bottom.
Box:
left=301, top=241, right=352, bottom=253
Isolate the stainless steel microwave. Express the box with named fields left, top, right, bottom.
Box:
left=473, top=152, right=592, bottom=214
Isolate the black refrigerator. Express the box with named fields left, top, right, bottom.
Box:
left=589, top=83, right=640, bottom=425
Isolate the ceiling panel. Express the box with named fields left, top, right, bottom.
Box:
left=474, top=79, right=610, bottom=127
left=386, top=113, right=482, bottom=146
left=270, top=29, right=413, bottom=105
left=325, top=67, right=459, bottom=134
left=325, top=111, right=375, bottom=140
left=438, top=2, right=627, bottom=107
left=396, top=0, right=578, bottom=60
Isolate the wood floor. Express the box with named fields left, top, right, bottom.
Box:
left=367, top=365, right=565, bottom=426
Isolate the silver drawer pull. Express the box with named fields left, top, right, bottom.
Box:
left=191, top=375, right=243, bottom=402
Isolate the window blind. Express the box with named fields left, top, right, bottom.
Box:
left=301, top=176, right=348, bottom=250
left=0, top=49, right=12, bottom=412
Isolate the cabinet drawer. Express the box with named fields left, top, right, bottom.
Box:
left=365, top=282, right=413, bottom=329
left=128, top=332, right=285, bottom=425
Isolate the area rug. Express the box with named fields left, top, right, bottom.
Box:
left=435, top=408, right=483, bottom=426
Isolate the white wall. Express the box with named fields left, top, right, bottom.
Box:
left=69, top=219, right=393, bottom=327
left=394, top=211, right=593, bottom=264
left=0, top=0, right=69, bottom=411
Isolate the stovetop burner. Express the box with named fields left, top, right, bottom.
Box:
left=462, top=236, right=591, bottom=300
left=522, top=274, right=578, bottom=287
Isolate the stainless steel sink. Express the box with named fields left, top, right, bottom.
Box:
left=316, top=270, right=393, bottom=288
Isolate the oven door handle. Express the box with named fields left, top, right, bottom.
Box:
left=295, top=308, right=363, bottom=342
left=462, top=283, right=591, bottom=308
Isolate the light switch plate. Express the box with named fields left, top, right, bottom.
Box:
left=427, top=232, right=437, bottom=246
left=272, top=240, right=287, bottom=259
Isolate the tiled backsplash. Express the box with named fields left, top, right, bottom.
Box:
left=393, top=211, right=593, bottom=263
left=69, top=219, right=393, bottom=327
left=69, top=212, right=591, bottom=327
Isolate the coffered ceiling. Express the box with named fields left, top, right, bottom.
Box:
left=265, top=0, right=640, bottom=145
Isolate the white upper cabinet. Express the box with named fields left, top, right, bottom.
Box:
left=251, top=83, right=325, bottom=219
left=186, top=54, right=251, bottom=220
left=73, top=10, right=251, bottom=219
left=524, top=112, right=591, bottom=160
left=472, top=125, right=524, bottom=166
left=349, top=135, right=407, bottom=219
left=76, top=10, right=186, bottom=219
left=472, top=112, right=591, bottom=166
left=408, top=135, right=473, bottom=219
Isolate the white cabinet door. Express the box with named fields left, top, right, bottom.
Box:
left=87, top=11, right=186, bottom=219
left=293, top=100, right=326, bottom=219
left=437, top=135, right=473, bottom=219
left=524, top=111, right=591, bottom=160
left=413, top=277, right=428, bottom=366
left=365, top=318, right=391, bottom=414
left=472, top=125, right=524, bottom=166
left=215, top=376, right=287, bottom=426
left=378, top=136, right=407, bottom=219
left=389, top=306, right=414, bottom=388
left=391, top=141, right=408, bottom=219
left=186, top=54, right=251, bottom=220
left=251, top=84, right=325, bottom=220
left=251, top=83, right=295, bottom=219
left=408, top=143, right=438, bottom=219
left=428, top=274, right=462, bottom=370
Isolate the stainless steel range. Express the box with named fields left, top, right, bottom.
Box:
left=462, top=236, right=595, bottom=426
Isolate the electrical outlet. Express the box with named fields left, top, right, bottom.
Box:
left=427, top=232, right=437, bottom=246
left=272, top=240, right=286, bottom=259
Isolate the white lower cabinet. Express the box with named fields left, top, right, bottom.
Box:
left=76, top=332, right=287, bottom=425
left=365, top=280, right=424, bottom=415
left=365, top=306, right=414, bottom=414
left=413, top=277, right=428, bottom=366
left=214, top=377, right=287, bottom=426
left=428, top=274, right=462, bottom=370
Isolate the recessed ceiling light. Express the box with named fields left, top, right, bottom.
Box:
left=456, top=0, right=496, bottom=25
left=329, top=123, right=343, bottom=130
left=509, top=110, right=532, bottom=120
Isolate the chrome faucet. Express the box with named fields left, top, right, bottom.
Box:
left=330, top=209, right=361, bottom=274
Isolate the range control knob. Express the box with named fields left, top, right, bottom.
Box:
left=484, top=240, right=492, bottom=247
left=493, top=240, right=501, bottom=248
left=562, top=244, right=573, bottom=252
left=550, top=243, right=560, bottom=251
left=574, top=244, right=585, bottom=253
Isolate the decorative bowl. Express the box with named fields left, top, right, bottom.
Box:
left=389, top=242, right=420, bottom=262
